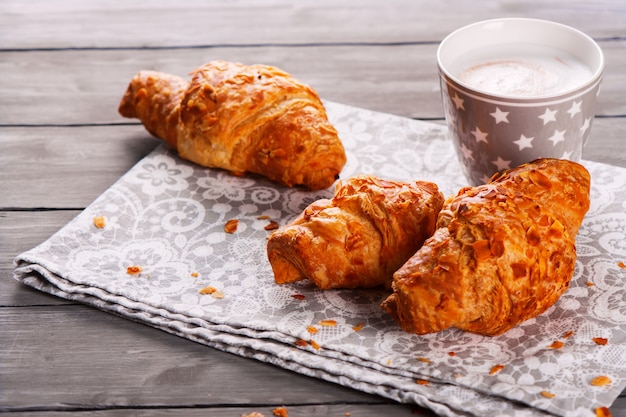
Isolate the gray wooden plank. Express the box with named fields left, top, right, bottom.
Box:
left=0, top=404, right=433, bottom=417
left=2, top=118, right=625, bottom=211
left=0, top=211, right=79, bottom=307
left=1, top=119, right=625, bottom=211
left=1, top=41, right=625, bottom=124
left=1, top=304, right=622, bottom=414
left=0, top=305, right=412, bottom=412
left=0, top=0, right=623, bottom=49
left=0, top=45, right=444, bottom=123
left=0, top=126, right=161, bottom=208
left=583, top=118, right=626, bottom=169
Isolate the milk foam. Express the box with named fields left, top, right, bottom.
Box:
left=453, top=45, right=593, bottom=97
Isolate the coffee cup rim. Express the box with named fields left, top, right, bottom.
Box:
left=436, top=18, right=605, bottom=101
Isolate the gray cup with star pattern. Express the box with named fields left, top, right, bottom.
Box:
left=437, top=18, right=604, bottom=185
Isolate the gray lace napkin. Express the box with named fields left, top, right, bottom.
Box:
left=14, top=102, right=626, bottom=417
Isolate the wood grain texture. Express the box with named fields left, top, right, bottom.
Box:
left=1, top=40, right=625, bottom=124
left=1, top=211, right=80, bottom=306
left=0, top=405, right=431, bottom=417
left=1, top=119, right=624, bottom=210
left=0, top=126, right=161, bottom=208
left=1, top=0, right=624, bottom=416
left=1, top=305, right=419, bottom=412
left=1, top=0, right=623, bottom=48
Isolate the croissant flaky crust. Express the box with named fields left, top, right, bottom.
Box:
left=381, top=158, right=591, bottom=336
left=267, top=175, right=444, bottom=289
left=119, top=60, right=346, bottom=190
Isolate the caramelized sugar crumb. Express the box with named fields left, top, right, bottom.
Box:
left=490, top=364, right=505, bottom=375
left=199, top=286, right=224, bottom=298
left=294, top=339, right=308, bottom=347
left=590, top=376, right=612, bottom=387
left=93, top=215, right=106, bottom=228
left=264, top=220, right=280, bottom=231
left=199, top=286, right=217, bottom=294
left=126, top=265, right=142, bottom=275
left=272, top=407, right=289, bottom=417
left=224, top=219, right=239, bottom=233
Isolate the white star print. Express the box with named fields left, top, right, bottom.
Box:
left=460, top=143, right=474, bottom=160
left=561, top=150, right=573, bottom=160
left=514, top=135, right=534, bottom=151
left=548, top=129, right=566, bottom=146
left=490, top=107, right=509, bottom=124
left=538, top=108, right=558, bottom=125
left=471, top=127, right=489, bottom=143
left=452, top=93, right=465, bottom=110
left=492, top=157, right=512, bottom=171
left=567, top=101, right=582, bottom=118
left=580, top=117, right=591, bottom=135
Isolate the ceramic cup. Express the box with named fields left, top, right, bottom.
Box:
left=437, top=18, right=604, bottom=185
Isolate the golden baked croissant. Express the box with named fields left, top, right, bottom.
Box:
left=267, top=175, right=444, bottom=289
left=381, top=158, right=591, bottom=336
left=118, top=60, right=346, bottom=190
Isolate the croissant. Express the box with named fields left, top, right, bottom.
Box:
left=118, top=60, right=346, bottom=190
left=381, top=158, right=591, bottom=336
left=267, top=175, right=444, bottom=289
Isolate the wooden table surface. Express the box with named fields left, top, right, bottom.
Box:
left=1, top=1, right=625, bottom=416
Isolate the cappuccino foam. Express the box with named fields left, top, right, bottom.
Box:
left=454, top=45, right=593, bottom=97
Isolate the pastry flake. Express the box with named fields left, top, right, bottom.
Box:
left=93, top=215, right=106, bottom=228
left=272, top=407, right=289, bottom=417
left=593, top=337, right=608, bottom=345
left=590, top=376, right=612, bottom=387
left=224, top=219, right=239, bottom=234
left=126, top=265, right=143, bottom=275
